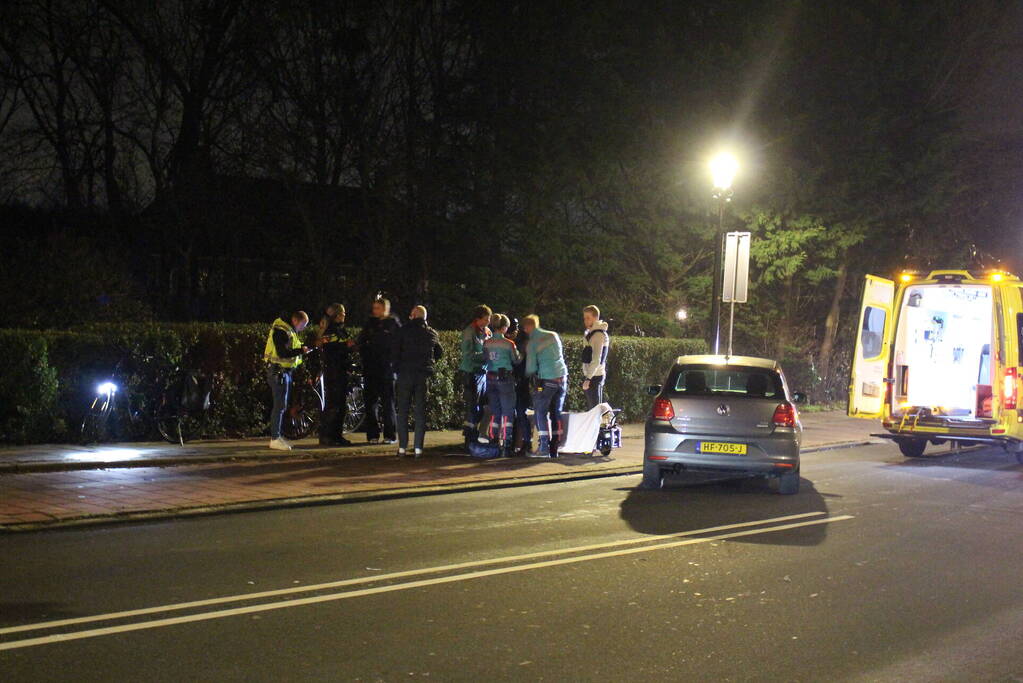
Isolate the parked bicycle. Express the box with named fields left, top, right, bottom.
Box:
left=80, top=354, right=215, bottom=445
left=154, top=368, right=216, bottom=445
left=281, top=352, right=369, bottom=440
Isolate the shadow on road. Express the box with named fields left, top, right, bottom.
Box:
left=618, top=475, right=832, bottom=547
left=882, top=447, right=1023, bottom=490
left=884, top=447, right=1023, bottom=472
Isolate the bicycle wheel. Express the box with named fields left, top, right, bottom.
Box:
left=344, top=385, right=366, bottom=433
left=283, top=382, right=319, bottom=441
left=163, top=414, right=205, bottom=444
left=156, top=412, right=184, bottom=445
left=80, top=400, right=112, bottom=445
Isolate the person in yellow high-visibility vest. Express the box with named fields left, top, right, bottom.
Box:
left=264, top=310, right=312, bottom=450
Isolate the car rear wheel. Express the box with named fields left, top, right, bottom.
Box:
left=897, top=438, right=927, bottom=458
left=642, top=462, right=665, bottom=490
left=776, top=468, right=800, bottom=495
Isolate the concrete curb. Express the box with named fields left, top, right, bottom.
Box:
left=0, top=439, right=880, bottom=533
left=0, top=437, right=878, bottom=475
left=0, top=450, right=371, bottom=474
left=0, top=441, right=457, bottom=474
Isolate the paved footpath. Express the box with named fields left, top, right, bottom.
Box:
left=0, top=412, right=877, bottom=531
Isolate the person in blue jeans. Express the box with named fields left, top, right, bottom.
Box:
left=522, top=315, right=568, bottom=458
left=483, top=314, right=520, bottom=456
left=458, top=304, right=492, bottom=449
left=262, top=311, right=312, bottom=451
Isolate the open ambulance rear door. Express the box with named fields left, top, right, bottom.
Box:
left=848, top=275, right=895, bottom=419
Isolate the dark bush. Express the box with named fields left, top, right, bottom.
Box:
left=0, top=323, right=705, bottom=443
left=0, top=331, right=62, bottom=442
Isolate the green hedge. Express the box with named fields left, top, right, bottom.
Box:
left=0, top=323, right=704, bottom=444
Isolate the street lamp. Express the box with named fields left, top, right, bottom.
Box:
left=675, top=307, right=688, bottom=322
left=710, top=152, right=738, bottom=193
left=708, top=151, right=737, bottom=355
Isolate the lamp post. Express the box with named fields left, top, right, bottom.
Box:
left=708, top=151, right=737, bottom=355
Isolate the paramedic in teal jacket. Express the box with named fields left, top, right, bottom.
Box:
left=483, top=314, right=520, bottom=456
left=459, top=304, right=492, bottom=449
left=522, top=314, right=568, bottom=458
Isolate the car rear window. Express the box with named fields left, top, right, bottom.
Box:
left=668, top=364, right=785, bottom=399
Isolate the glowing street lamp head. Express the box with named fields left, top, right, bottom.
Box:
left=97, top=381, right=118, bottom=396
left=709, top=151, right=739, bottom=191
left=675, top=308, right=688, bottom=322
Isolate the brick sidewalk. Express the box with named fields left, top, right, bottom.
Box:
left=0, top=412, right=878, bottom=531
left=0, top=430, right=472, bottom=471
left=0, top=449, right=643, bottom=528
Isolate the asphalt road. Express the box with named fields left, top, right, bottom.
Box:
left=2, top=442, right=1023, bottom=681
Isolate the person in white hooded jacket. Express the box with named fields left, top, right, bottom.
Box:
left=581, top=305, right=610, bottom=409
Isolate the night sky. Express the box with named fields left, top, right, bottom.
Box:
left=0, top=1, right=1021, bottom=345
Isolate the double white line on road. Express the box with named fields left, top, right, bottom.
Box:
left=0, top=511, right=852, bottom=651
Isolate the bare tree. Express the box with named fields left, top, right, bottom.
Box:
left=99, top=0, right=260, bottom=191
left=0, top=0, right=103, bottom=208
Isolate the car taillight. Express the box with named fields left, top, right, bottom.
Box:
left=652, top=398, right=675, bottom=421
left=772, top=403, right=796, bottom=428
left=1004, top=367, right=1017, bottom=410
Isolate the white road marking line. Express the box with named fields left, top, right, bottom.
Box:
left=0, top=515, right=853, bottom=651
left=0, top=511, right=824, bottom=636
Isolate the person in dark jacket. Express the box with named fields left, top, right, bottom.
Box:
left=356, top=297, right=401, bottom=444
left=316, top=303, right=355, bottom=446
left=391, top=305, right=444, bottom=457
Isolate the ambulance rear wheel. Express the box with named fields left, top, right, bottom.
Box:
left=897, top=438, right=927, bottom=458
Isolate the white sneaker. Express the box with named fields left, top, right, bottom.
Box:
left=414, top=449, right=423, bottom=458
left=269, top=438, right=292, bottom=451
left=397, top=448, right=406, bottom=457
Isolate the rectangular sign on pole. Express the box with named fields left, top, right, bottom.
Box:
left=722, top=231, right=751, bottom=304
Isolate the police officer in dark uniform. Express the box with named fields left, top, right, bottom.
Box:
left=356, top=297, right=401, bottom=444
left=316, top=303, right=355, bottom=446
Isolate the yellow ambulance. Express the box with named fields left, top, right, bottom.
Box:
left=848, top=269, right=1023, bottom=461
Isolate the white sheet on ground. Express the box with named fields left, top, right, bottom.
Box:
left=559, top=402, right=613, bottom=454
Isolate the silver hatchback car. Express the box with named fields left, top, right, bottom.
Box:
left=643, top=355, right=806, bottom=494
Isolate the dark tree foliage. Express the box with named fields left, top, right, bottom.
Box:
left=0, top=0, right=1020, bottom=399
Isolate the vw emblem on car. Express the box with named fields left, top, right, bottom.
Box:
left=717, top=404, right=730, bottom=416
